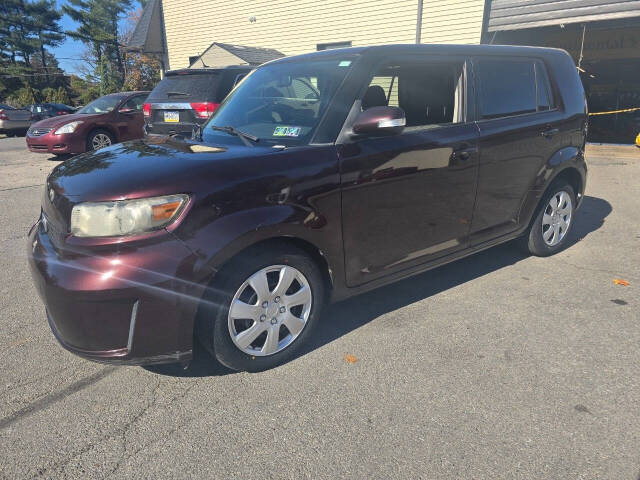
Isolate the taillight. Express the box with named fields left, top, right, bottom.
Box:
left=0, top=110, right=8, bottom=120
left=57, top=111, right=68, bottom=115
left=143, top=103, right=151, bottom=117
left=190, top=102, right=219, bottom=119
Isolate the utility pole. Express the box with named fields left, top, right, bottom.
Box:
left=416, top=0, right=423, bottom=44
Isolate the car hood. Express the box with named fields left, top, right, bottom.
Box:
left=31, top=112, right=101, bottom=129
left=47, top=136, right=279, bottom=201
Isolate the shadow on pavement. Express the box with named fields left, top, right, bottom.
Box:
left=567, top=195, right=612, bottom=243
left=47, top=153, right=73, bottom=161
left=148, top=195, right=611, bottom=378
left=144, top=343, right=234, bottom=377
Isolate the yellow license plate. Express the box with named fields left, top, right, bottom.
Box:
left=164, top=111, right=179, bottom=123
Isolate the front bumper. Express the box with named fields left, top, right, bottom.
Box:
left=26, top=132, right=85, bottom=154
left=27, top=220, right=206, bottom=365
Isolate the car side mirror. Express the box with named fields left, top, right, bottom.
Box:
left=118, top=107, right=135, bottom=114
left=352, top=106, right=406, bottom=136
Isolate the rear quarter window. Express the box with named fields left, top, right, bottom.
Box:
left=535, top=61, right=554, bottom=111
left=477, top=59, right=537, bottom=119
left=147, top=73, right=221, bottom=102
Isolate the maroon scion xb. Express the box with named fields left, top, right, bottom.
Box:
left=28, top=45, right=587, bottom=372
left=26, top=92, right=149, bottom=156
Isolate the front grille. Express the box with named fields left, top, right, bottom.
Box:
left=28, top=127, right=53, bottom=137
left=41, top=212, right=66, bottom=249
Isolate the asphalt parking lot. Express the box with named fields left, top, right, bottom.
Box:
left=0, top=136, right=638, bottom=479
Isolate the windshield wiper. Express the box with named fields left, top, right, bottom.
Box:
left=166, top=91, right=189, bottom=96
left=210, top=125, right=259, bottom=147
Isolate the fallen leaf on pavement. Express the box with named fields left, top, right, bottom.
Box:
left=345, top=354, right=357, bottom=363
left=613, top=279, right=630, bottom=286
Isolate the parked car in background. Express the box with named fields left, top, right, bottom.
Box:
left=0, top=104, right=32, bottom=136
left=28, top=103, right=76, bottom=122
left=26, top=91, right=149, bottom=156
left=143, top=66, right=252, bottom=137
left=28, top=44, right=587, bottom=372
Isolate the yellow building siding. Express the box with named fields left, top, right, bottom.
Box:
left=420, top=0, right=486, bottom=44
left=163, top=0, right=485, bottom=70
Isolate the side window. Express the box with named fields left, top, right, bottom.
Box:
left=535, top=61, right=554, bottom=111
left=367, top=76, right=398, bottom=107
left=122, top=95, right=147, bottom=111
left=477, top=59, right=536, bottom=119
left=363, top=60, right=465, bottom=128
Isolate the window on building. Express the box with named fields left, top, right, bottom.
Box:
left=317, top=41, right=352, bottom=51
left=477, top=59, right=537, bottom=119
left=362, top=60, right=465, bottom=129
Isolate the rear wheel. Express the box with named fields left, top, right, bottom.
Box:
left=196, top=244, right=326, bottom=372
left=86, top=129, right=114, bottom=151
left=520, top=180, right=576, bottom=256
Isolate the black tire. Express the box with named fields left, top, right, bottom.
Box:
left=196, top=243, right=326, bottom=372
left=520, top=180, right=576, bottom=257
left=86, top=129, right=114, bottom=151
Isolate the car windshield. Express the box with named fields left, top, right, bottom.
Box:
left=77, top=96, right=121, bottom=114
left=203, top=58, right=354, bottom=146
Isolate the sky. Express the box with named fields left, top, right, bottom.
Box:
left=51, top=0, right=142, bottom=75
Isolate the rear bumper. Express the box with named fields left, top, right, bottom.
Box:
left=144, top=120, right=203, bottom=137
left=26, top=132, right=85, bottom=154
left=28, top=220, right=206, bottom=365
left=0, top=119, right=31, bottom=132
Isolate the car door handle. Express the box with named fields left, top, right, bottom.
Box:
left=541, top=128, right=559, bottom=138
left=451, top=147, right=477, bottom=162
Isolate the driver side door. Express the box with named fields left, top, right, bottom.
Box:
left=339, top=56, right=479, bottom=287
left=115, top=94, right=148, bottom=141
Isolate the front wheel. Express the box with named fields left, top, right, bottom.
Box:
left=86, top=129, right=114, bottom=151
left=196, top=244, right=326, bottom=372
left=520, top=180, right=576, bottom=256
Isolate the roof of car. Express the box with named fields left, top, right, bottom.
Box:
left=266, top=43, right=568, bottom=65
left=166, top=66, right=253, bottom=75
left=104, top=91, right=150, bottom=98
left=29, top=103, right=73, bottom=107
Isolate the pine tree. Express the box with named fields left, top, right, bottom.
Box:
left=28, top=0, right=64, bottom=84
left=62, top=0, right=132, bottom=87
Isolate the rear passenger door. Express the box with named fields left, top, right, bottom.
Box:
left=470, top=57, right=561, bottom=244
left=340, top=56, right=479, bottom=287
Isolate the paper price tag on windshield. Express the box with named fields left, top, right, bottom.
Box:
left=273, top=126, right=301, bottom=137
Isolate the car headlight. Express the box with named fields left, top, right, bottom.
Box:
left=54, top=121, right=83, bottom=135
left=70, top=194, right=189, bottom=237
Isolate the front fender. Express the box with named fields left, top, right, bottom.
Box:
left=175, top=200, right=343, bottom=289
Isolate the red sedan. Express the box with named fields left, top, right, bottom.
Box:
left=26, top=91, right=149, bottom=156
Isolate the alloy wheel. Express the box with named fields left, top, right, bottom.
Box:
left=542, top=190, right=572, bottom=246
left=227, top=265, right=312, bottom=356
left=91, top=133, right=112, bottom=150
